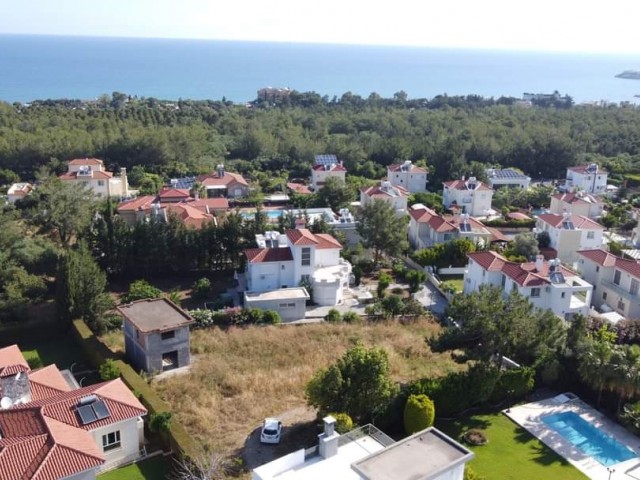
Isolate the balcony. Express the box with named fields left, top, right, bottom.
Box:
left=601, top=279, right=637, bottom=301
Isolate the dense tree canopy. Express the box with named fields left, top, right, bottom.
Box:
left=356, top=200, right=409, bottom=265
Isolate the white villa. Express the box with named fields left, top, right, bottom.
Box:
left=253, top=416, right=474, bottom=480
left=6, top=182, right=33, bottom=203
left=564, top=163, right=608, bottom=194
left=59, top=158, right=129, bottom=198
left=243, top=227, right=351, bottom=316
left=408, top=205, right=494, bottom=249
left=442, top=177, right=494, bottom=217
left=386, top=160, right=428, bottom=193
left=360, top=181, right=409, bottom=215
left=311, top=154, right=347, bottom=190
left=486, top=168, right=531, bottom=190
left=549, top=192, right=604, bottom=219
left=464, top=251, right=593, bottom=320
left=576, top=249, right=640, bottom=320
left=536, top=213, right=605, bottom=264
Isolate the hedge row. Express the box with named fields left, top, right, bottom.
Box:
left=70, top=319, right=197, bottom=459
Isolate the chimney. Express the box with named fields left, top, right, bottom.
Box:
left=535, top=254, right=544, bottom=272
left=216, top=164, right=225, bottom=178
left=318, top=416, right=340, bottom=459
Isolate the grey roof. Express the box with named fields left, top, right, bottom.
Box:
left=351, top=427, right=474, bottom=480
left=117, top=298, right=194, bottom=333
left=486, top=168, right=530, bottom=180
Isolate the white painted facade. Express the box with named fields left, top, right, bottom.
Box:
left=387, top=161, right=428, bottom=193
left=464, top=252, right=593, bottom=320
left=536, top=214, right=604, bottom=264
left=549, top=193, right=604, bottom=219
left=92, top=417, right=145, bottom=472
left=311, top=165, right=347, bottom=190
left=565, top=164, right=608, bottom=194
left=442, top=177, right=494, bottom=217
left=60, top=159, right=129, bottom=198
left=360, top=182, right=409, bottom=215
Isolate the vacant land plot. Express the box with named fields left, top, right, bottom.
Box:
left=437, top=413, right=588, bottom=480
left=153, top=318, right=463, bottom=453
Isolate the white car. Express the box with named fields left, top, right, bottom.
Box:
left=260, top=417, right=282, bottom=444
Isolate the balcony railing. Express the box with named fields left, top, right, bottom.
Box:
left=337, top=424, right=395, bottom=448
left=602, top=279, right=636, bottom=300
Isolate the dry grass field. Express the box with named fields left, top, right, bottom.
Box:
left=149, top=318, right=463, bottom=453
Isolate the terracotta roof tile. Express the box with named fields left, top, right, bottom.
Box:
left=537, top=214, right=604, bottom=230
left=59, top=170, right=113, bottom=180
left=29, top=365, right=71, bottom=399
left=188, top=198, right=229, bottom=211
left=67, top=158, right=104, bottom=166
left=568, top=164, right=607, bottom=174
left=244, top=247, right=294, bottom=263
left=312, top=164, right=347, bottom=172
left=443, top=179, right=492, bottom=191
left=197, top=171, right=249, bottom=187
left=578, top=249, right=640, bottom=278
left=360, top=184, right=409, bottom=198
left=158, top=188, right=191, bottom=200
left=287, top=182, right=312, bottom=195
left=286, top=228, right=319, bottom=246
left=0, top=345, right=29, bottom=377
left=387, top=163, right=428, bottom=173
left=315, top=234, right=342, bottom=249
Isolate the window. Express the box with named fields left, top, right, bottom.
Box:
left=512, top=282, right=517, bottom=292
left=561, top=292, right=566, bottom=298
left=161, top=330, right=175, bottom=341
left=102, top=431, right=121, bottom=452
left=618, top=299, right=626, bottom=311
left=301, top=274, right=310, bottom=283
left=603, top=292, right=608, bottom=300
left=631, top=279, right=639, bottom=296
left=97, top=180, right=105, bottom=186
left=614, top=270, right=622, bottom=286
left=281, top=264, right=285, bottom=270
left=596, top=266, right=600, bottom=272
left=301, top=247, right=311, bottom=266
left=501, top=274, right=506, bottom=289
left=531, top=288, right=541, bottom=298
left=587, top=231, right=595, bottom=240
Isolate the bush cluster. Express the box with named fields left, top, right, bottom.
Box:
left=189, top=307, right=281, bottom=328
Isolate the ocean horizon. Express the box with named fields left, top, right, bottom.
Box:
left=2, top=34, right=640, bottom=104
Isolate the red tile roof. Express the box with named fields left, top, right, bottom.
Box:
left=443, top=179, right=492, bottom=191
left=578, top=249, right=640, bottom=278
left=197, top=171, right=249, bottom=187
left=409, top=208, right=489, bottom=234
left=311, top=163, right=347, bottom=172
left=568, top=164, right=607, bottom=174
left=360, top=183, right=409, bottom=198
left=116, top=195, right=157, bottom=212
left=287, top=182, right=312, bottom=195
left=486, top=227, right=509, bottom=243
left=315, top=233, right=343, bottom=250
left=387, top=163, right=428, bottom=173
left=29, top=365, right=72, bottom=401
left=164, top=203, right=215, bottom=229
left=158, top=188, right=191, bottom=201
left=286, top=228, right=320, bottom=246
left=244, top=247, right=294, bottom=263
left=68, top=158, right=104, bottom=166
left=507, top=212, right=532, bottom=221
left=537, top=214, right=604, bottom=230
left=467, top=251, right=577, bottom=286
left=187, top=197, right=230, bottom=211
left=0, top=345, right=29, bottom=378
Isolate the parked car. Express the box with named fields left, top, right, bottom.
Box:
left=260, top=417, right=282, bottom=444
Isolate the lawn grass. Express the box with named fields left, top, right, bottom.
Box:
left=98, top=455, right=170, bottom=480
left=153, top=318, right=464, bottom=452
left=437, top=413, right=588, bottom=480
left=438, top=275, right=464, bottom=292
left=19, top=334, right=86, bottom=370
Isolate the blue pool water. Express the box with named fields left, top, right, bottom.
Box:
left=239, top=210, right=284, bottom=220
left=542, top=412, right=636, bottom=466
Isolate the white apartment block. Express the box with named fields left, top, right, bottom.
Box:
left=536, top=214, right=604, bottom=264
left=59, top=158, right=129, bottom=198
left=386, top=160, right=428, bottom=193
left=577, top=249, right=640, bottom=320
left=442, top=177, right=494, bottom=217
left=464, top=251, right=593, bottom=320
left=565, top=164, right=608, bottom=194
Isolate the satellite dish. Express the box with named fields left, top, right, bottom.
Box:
left=1, top=397, right=13, bottom=409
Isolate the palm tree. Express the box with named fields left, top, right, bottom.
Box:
left=610, top=345, right=640, bottom=414
left=577, top=336, right=614, bottom=407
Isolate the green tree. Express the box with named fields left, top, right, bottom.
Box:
left=577, top=324, right=615, bottom=407
left=328, top=412, right=354, bottom=434
left=403, top=394, right=435, bottom=434
left=305, top=344, right=398, bottom=423
left=99, top=359, right=120, bottom=380
left=377, top=272, right=392, bottom=298
left=356, top=200, right=408, bottom=266
left=32, top=177, right=96, bottom=247
left=314, top=176, right=355, bottom=211
left=324, top=308, right=342, bottom=323
left=508, top=233, right=540, bottom=261
left=192, top=277, right=212, bottom=300
left=406, top=269, right=426, bottom=293
left=122, top=279, right=162, bottom=304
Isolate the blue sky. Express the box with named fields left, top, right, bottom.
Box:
left=1, top=0, right=640, bottom=54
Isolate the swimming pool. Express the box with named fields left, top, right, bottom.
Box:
left=542, top=411, right=636, bottom=466
left=239, top=210, right=284, bottom=220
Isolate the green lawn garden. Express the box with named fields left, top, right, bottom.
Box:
left=98, top=455, right=170, bottom=480
left=437, top=412, right=588, bottom=480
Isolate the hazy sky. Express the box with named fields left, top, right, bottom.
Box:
left=1, top=0, right=640, bottom=54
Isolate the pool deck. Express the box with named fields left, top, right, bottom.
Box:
left=505, top=395, right=640, bottom=480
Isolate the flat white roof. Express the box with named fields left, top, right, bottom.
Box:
left=244, top=287, right=310, bottom=301
left=255, top=436, right=386, bottom=480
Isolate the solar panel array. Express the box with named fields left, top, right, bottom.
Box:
left=489, top=169, right=528, bottom=179
left=314, top=154, right=338, bottom=166
left=562, top=221, right=575, bottom=230
left=459, top=222, right=472, bottom=232
left=550, top=272, right=566, bottom=284
left=170, top=177, right=196, bottom=189
left=77, top=398, right=111, bottom=425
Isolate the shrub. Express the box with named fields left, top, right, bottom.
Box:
left=406, top=269, right=427, bottom=293
left=391, top=286, right=404, bottom=295
left=403, top=394, right=435, bottom=434
left=102, top=313, right=123, bottom=331
left=149, top=411, right=173, bottom=432
left=324, top=308, right=342, bottom=323
left=122, top=279, right=162, bottom=303
left=192, top=277, right=212, bottom=300
left=329, top=412, right=354, bottom=434
left=377, top=272, right=392, bottom=298
left=262, top=310, right=282, bottom=325
left=27, top=356, right=43, bottom=369
left=464, top=466, right=486, bottom=480
left=99, top=359, right=121, bottom=381
left=392, top=262, right=406, bottom=280
left=341, top=310, right=361, bottom=324
left=489, top=367, right=535, bottom=403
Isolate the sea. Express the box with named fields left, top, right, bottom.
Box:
left=2, top=34, right=640, bottom=104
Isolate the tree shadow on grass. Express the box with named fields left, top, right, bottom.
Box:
left=436, top=416, right=492, bottom=443
left=511, top=423, right=574, bottom=468
left=136, top=455, right=170, bottom=480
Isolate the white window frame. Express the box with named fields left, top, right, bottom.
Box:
left=301, top=247, right=311, bottom=266
left=102, top=431, right=121, bottom=452
left=530, top=288, right=541, bottom=298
